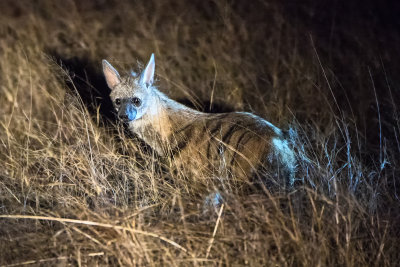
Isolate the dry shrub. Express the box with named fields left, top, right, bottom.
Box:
left=0, top=0, right=399, bottom=266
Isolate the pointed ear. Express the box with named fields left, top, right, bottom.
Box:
left=102, top=60, right=121, bottom=89
left=139, top=53, right=155, bottom=87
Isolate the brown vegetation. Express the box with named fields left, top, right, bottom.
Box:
left=0, top=0, right=399, bottom=265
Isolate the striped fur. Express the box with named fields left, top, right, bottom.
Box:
left=102, top=55, right=296, bottom=184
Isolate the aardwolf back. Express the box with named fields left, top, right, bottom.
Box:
left=102, top=54, right=296, bottom=185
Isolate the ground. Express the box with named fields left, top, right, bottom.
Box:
left=0, top=0, right=399, bottom=266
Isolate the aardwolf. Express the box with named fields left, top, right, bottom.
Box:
left=102, top=54, right=296, bottom=186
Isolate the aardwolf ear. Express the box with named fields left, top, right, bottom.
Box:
left=102, top=60, right=121, bottom=89
left=139, top=53, right=155, bottom=87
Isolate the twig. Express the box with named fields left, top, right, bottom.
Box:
left=206, top=204, right=224, bottom=258
left=0, top=214, right=187, bottom=253
left=1, top=252, right=103, bottom=267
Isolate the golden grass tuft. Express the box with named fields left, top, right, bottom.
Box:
left=0, top=0, right=399, bottom=266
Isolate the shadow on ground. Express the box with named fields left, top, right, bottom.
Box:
left=48, top=51, right=117, bottom=125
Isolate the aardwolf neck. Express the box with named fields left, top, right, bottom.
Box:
left=128, top=87, right=201, bottom=155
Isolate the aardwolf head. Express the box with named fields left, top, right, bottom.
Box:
left=102, top=54, right=156, bottom=122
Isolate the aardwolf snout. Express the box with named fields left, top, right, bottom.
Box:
left=118, top=103, right=137, bottom=122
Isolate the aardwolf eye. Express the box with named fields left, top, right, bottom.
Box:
left=115, top=98, right=121, bottom=105
left=132, top=97, right=142, bottom=107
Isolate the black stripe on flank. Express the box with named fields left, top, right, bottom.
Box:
left=206, top=114, right=233, bottom=137
left=170, top=139, right=189, bottom=156
left=206, top=142, right=211, bottom=159
left=206, top=139, right=218, bottom=160
left=170, top=125, right=195, bottom=155
left=204, top=115, right=237, bottom=159
left=229, top=131, right=250, bottom=167
left=206, top=122, right=224, bottom=159
left=221, top=124, right=237, bottom=144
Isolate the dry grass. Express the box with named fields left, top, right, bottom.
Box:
left=0, top=0, right=399, bottom=266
